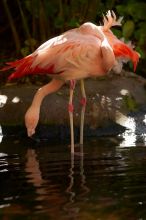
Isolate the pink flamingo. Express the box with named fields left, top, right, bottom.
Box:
left=2, top=11, right=139, bottom=154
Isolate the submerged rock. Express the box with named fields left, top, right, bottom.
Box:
left=1, top=70, right=146, bottom=139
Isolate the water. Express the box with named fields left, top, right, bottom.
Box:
left=0, top=136, right=146, bottom=220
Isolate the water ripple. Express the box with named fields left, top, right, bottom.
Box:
left=0, top=138, right=146, bottom=219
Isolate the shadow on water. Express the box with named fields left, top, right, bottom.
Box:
left=0, top=134, right=146, bottom=219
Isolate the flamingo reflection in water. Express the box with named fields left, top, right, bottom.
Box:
left=64, top=145, right=90, bottom=218
left=25, top=145, right=89, bottom=218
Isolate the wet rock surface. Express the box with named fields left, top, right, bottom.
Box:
left=1, top=71, right=146, bottom=140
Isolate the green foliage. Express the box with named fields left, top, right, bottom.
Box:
left=123, top=20, right=135, bottom=39
left=116, top=2, right=146, bottom=59
left=122, top=95, right=138, bottom=112
left=21, top=38, right=37, bottom=56
left=2, top=0, right=146, bottom=75
left=116, top=2, right=146, bottom=21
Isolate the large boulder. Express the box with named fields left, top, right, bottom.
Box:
left=1, top=71, right=146, bottom=140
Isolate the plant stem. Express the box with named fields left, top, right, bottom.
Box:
left=16, top=0, right=34, bottom=51
left=2, top=0, right=21, bottom=54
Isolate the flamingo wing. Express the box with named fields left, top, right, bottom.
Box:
left=3, top=30, right=103, bottom=80
left=2, top=35, right=65, bottom=80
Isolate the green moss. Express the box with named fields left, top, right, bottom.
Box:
left=122, top=95, right=138, bottom=111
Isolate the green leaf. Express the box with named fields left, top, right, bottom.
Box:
left=68, top=18, right=80, bottom=28
left=117, top=3, right=146, bottom=21
left=123, top=95, right=138, bottom=112
left=21, top=47, right=30, bottom=56
left=24, top=38, right=37, bottom=47
left=54, top=17, right=64, bottom=28
left=122, top=20, right=135, bottom=39
left=127, top=3, right=146, bottom=20
left=112, top=29, right=122, bottom=39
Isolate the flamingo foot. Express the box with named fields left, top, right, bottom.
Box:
left=68, top=143, right=86, bottom=156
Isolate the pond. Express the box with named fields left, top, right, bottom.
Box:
left=0, top=133, right=146, bottom=220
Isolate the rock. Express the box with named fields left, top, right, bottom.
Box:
left=1, top=71, right=146, bottom=139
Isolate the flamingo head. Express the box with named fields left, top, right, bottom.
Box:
left=113, top=42, right=140, bottom=72
left=101, top=10, right=140, bottom=72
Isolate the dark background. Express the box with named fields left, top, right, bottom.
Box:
left=0, top=0, right=146, bottom=82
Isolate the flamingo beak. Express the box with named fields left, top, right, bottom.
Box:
left=133, top=60, right=138, bottom=72
left=132, top=52, right=140, bottom=72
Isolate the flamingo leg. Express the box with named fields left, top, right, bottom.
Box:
left=80, top=79, right=87, bottom=145
left=68, top=80, right=76, bottom=154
